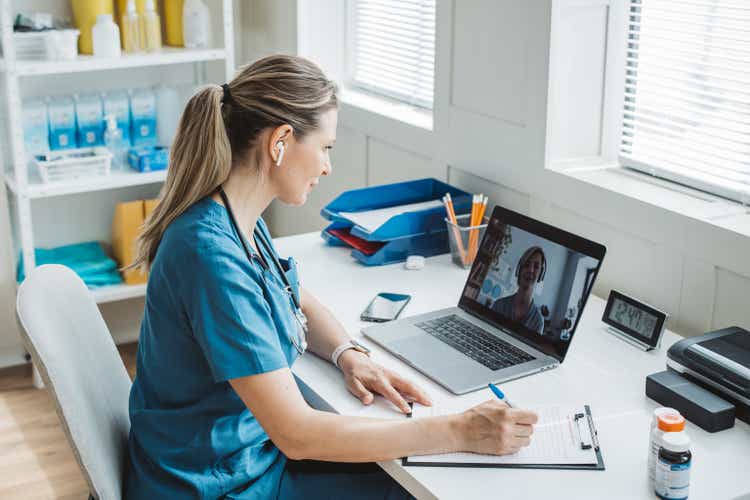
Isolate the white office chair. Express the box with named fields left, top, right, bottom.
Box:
left=16, top=264, right=132, bottom=500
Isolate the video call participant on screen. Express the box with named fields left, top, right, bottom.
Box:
left=491, top=246, right=546, bottom=335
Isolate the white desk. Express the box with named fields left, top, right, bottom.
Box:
left=276, top=232, right=750, bottom=500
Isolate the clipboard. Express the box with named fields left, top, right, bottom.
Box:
left=402, top=405, right=605, bottom=470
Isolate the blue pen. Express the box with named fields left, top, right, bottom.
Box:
left=488, top=383, right=514, bottom=408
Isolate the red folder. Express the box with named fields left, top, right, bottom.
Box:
left=327, top=228, right=386, bottom=256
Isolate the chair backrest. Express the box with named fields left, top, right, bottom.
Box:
left=16, top=265, right=132, bottom=500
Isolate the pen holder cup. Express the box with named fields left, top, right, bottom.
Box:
left=445, top=214, right=488, bottom=269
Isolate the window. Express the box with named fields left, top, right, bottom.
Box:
left=348, top=0, right=436, bottom=109
left=619, top=0, right=750, bottom=203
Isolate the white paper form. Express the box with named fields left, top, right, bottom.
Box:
left=407, top=402, right=598, bottom=465
left=338, top=200, right=444, bottom=234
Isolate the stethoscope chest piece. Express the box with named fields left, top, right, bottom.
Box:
left=292, top=307, right=309, bottom=355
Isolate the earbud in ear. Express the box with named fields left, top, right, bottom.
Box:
left=275, top=141, right=285, bottom=166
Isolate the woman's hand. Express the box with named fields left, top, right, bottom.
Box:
left=338, top=350, right=432, bottom=414
left=458, top=400, right=538, bottom=455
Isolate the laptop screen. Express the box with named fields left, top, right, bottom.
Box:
left=459, top=205, right=606, bottom=361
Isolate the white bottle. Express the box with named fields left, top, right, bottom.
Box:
left=104, top=114, right=127, bottom=169
left=92, top=14, right=122, bottom=58
left=183, top=0, right=211, bottom=49
left=655, top=432, right=691, bottom=500
left=155, top=85, right=180, bottom=146
left=649, top=410, right=684, bottom=486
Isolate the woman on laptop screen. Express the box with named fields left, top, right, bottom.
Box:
left=491, top=246, right=546, bottom=335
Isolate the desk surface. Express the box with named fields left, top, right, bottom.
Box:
left=276, top=232, right=750, bottom=500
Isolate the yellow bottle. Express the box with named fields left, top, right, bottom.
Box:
left=121, top=0, right=141, bottom=53
left=164, top=0, right=185, bottom=47
left=141, top=0, right=162, bottom=51
left=71, top=0, right=115, bottom=55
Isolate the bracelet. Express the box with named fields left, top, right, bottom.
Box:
left=331, top=339, right=371, bottom=369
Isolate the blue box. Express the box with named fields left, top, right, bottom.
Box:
left=321, top=178, right=472, bottom=266
left=128, top=146, right=169, bottom=172
left=75, top=93, right=105, bottom=147
left=129, top=88, right=157, bottom=147
left=48, top=96, right=77, bottom=150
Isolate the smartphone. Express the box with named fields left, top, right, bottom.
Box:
left=360, top=292, right=412, bottom=322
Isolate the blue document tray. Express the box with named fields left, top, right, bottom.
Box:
left=321, top=178, right=471, bottom=265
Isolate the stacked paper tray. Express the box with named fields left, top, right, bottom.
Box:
left=320, top=178, right=472, bottom=266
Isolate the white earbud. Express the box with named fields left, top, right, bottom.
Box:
left=275, top=141, right=285, bottom=166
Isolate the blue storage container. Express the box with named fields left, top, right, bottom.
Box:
left=320, top=178, right=472, bottom=265
left=128, top=146, right=169, bottom=172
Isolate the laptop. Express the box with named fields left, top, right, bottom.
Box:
left=363, top=205, right=607, bottom=394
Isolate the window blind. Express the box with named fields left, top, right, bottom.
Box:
left=350, top=0, right=436, bottom=109
left=619, top=0, right=750, bottom=203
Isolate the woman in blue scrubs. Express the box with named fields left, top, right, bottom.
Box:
left=125, top=55, right=537, bottom=499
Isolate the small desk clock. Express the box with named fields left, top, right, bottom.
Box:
left=602, top=290, right=668, bottom=351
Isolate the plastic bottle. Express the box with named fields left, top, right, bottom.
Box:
left=92, top=14, right=122, bottom=58
left=655, top=432, right=691, bottom=500
left=122, top=0, right=142, bottom=53
left=164, top=0, right=184, bottom=46
left=155, top=85, right=180, bottom=146
left=649, top=412, right=685, bottom=487
left=141, top=0, right=162, bottom=51
left=182, top=0, right=210, bottom=49
left=71, top=0, right=115, bottom=55
left=648, top=408, right=681, bottom=485
left=104, top=114, right=127, bottom=169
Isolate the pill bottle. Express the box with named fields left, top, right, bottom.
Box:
left=648, top=408, right=681, bottom=484
left=655, top=431, right=691, bottom=500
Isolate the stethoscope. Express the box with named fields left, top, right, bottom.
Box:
left=218, top=186, right=308, bottom=355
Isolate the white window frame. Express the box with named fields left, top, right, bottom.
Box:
left=344, top=0, right=436, bottom=111
left=604, top=0, right=750, bottom=205
left=601, top=0, right=629, bottom=163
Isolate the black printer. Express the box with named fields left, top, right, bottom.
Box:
left=667, top=326, right=750, bottom=424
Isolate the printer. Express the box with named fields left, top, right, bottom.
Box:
left=667, top=326, right=750, bottom=425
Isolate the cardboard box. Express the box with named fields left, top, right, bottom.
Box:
left=112, top=198, right=158, bottom=284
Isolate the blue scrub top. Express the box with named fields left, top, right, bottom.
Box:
left=125, top=197, right=302, bottom=499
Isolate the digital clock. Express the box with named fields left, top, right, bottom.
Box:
left=602, top=290, right=668, bottom=351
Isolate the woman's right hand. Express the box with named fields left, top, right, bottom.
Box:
left=458, top=400, right=538, bottom=455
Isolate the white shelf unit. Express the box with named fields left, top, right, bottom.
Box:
left=0, top=0, right=236, bottom=305
left=5, top=166, right=169, bottom=199
left=14, top=47, right=228, bottom=76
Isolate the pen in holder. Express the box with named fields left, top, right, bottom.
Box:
left=445, top=214, right=489, bottom=269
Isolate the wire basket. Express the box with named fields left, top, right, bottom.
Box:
left=12, top=30, right=79, bottom=61
left=12, top=32, right=49, bottom=60
left=33, top=147, right=112, bottom=184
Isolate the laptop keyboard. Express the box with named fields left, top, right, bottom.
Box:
left=415, top=315, right=535, bottom=371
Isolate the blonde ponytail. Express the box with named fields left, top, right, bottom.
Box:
left=130, top=85, right=230, bottom=271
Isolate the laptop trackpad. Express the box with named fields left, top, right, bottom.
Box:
left=390, top=334, right=467, bottom=373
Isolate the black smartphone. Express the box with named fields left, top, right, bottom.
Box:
left=360, top=292, right=412, bottom=322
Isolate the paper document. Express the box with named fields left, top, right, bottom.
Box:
left=407, top=401, right=598, bottom=465
left=338, top=200, right=444, bottom=234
